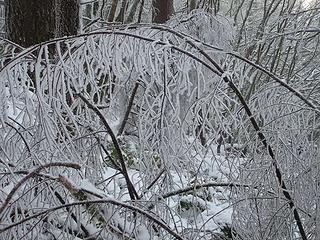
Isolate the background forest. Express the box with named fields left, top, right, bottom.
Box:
left=0, top=0, right=320, bottom=239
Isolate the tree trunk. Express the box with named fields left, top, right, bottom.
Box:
left=108, top=0, right=119, bottom=22
left=152, top=0, right=173, bottom=23
left=5, top=0, right=79, bottom=48
left=57, top=0, right=79, bottom=37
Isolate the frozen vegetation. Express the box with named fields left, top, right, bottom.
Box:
left=0, top=0, right=320, bottom=239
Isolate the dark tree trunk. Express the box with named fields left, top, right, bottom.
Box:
left=5, top=0, right=79, bottom=48
left=5, top=0, right=55, bottom=47
left=152, top=0, right=173, bottom=23
left=57, top=0, right=80, bottom=37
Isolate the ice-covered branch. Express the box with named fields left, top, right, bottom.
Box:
left=0, top=162, right=81, bottom=219
left=0, top=198, right=187, bottom=240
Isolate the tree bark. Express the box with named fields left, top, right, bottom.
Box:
left=5, top=0, right=79, bottom=48
left=108, top=0, right=119, bottom=22
left=57, top=0, right=79, bottom=37
left=152, top=0, right=173, bottom=24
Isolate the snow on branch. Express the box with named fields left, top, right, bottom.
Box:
left=0, top=12, right=319, bottom=239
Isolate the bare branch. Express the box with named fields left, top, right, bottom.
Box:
left=77, top=93, right=139, bottom=200
left=162, top=182, right=249, bottom=199
left=117, top=82, right=139, bottom=136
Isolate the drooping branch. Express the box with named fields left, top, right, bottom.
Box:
left=0, top=162, right=81, bottom=219
left=0, top=25, right=310, bottom=239
left=189, top=34, right=309, bottom=239
left=3, top=26, right=317, bottom=116
left=224, top=75, right=308, bottom=240
left=143, top=25, right=309, bottom=240
left=0, top=199, right=187, bottom=240
left=146, top=25, right=320, bottom=113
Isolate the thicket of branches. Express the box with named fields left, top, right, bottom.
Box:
left=1, top=0, right=320, bottom=239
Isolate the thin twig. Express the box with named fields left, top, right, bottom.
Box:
left=138, top=168, right=166, bottom=199
left=5, top=122, right=31, bottom=154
